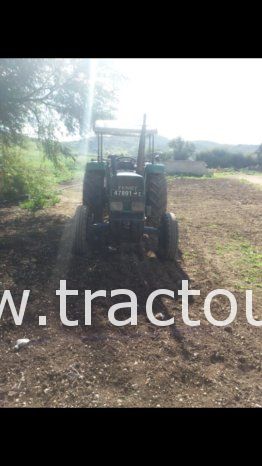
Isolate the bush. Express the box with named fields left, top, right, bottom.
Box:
left=196, top=149, right=260, bottom=170
left=0, top=147, right=59, bottom=210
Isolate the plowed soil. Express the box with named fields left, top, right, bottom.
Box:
left=0, top=178, right=261, bottom=407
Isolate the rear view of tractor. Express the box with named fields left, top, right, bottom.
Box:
left=73, top=115, right=179, bottom=260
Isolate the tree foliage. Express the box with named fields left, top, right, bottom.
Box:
left=0, top=59, right=119, bottom=157
left=0, top=59, right=122, bottom=207
left=255, top=144, right=262, bottom=164
left=168, top=137, right=196, bottom=160
left=196, top=149, right=260, bottom=169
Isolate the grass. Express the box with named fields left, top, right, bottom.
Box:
left=213, top=170, right=262, bottom=190
left=215, top=237, right=262, bottom=290
left=214, top=169, right=262, bottom=179
left=183, top=250, right=198, bottom=258
left=213, top=171, right=234, bottom=178
left=167, top=173, right=213, bottom=180
left=0, top=139, right=91, bottom=210
left=167, top=169, right=262, bottom=189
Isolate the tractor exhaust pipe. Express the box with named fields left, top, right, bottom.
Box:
left=136, top=114, right=146, bottom=175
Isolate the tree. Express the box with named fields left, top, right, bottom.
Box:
left=168, top=137, right=196, bottom=160
left=255, top=144, right=262, bottom=165
left=0, top=59, right=119, bottom=158
left=196, top=149, right=253, bottom=169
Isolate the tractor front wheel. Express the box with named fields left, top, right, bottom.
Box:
left=157, top=212, right=179, bottom=261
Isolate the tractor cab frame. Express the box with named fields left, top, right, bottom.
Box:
left=94, top=120, right=158, bottom=164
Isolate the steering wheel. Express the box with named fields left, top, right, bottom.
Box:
left=116, top=156, right=135, bottom=163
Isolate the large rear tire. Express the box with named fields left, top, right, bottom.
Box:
left=157, top=212, right=179, bottom=261
left=146, top=173, right=167, bottom=227
left=83, top=169, right=104, bottom=222
left=72, top=205, right=89, bottom=255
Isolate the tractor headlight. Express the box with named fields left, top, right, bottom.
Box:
left=132, top=201, right=144, bottom=212
left=110, top=201, right=123, bottom=211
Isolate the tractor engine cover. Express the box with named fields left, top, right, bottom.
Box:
left=109, top=171, right=145, bottom=242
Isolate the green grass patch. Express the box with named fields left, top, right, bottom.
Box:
left=213, top=171, right=234, bottom=178
left=216, top=237, right=262, bottom=289
left=0, top=139, right=91, bottom=210
left=183, top=250, right=198, bottom=258
left=214, top=169, right=262, bottom=179
left=167, top=173, right=213, bottom=180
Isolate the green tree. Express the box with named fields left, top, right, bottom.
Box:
left=0, top=59, right=119, bottom=158
left=255, top=144, right=262, bottom=165
left=168, top=137, right=196, bottom=160
left=196, top=149, right=254, bottom=169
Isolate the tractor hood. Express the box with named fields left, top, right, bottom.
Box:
left=116, top=171, right=143, bottom=178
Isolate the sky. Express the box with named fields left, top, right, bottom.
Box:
left=108, top=59, right=262, bottom=145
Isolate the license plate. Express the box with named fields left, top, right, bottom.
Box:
left=112, top=185, right=143, bottom=197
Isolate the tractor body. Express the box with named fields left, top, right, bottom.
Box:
left=73, top=116, right=178, bottom=260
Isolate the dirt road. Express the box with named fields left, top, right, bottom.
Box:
left=0, top=178, right=261, bottom=407
left=228, top=173, right=262, bottom=187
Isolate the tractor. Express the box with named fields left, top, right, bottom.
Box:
left=72, top=115, right=179, bottom=260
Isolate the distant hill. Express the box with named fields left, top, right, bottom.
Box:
left=63, top=134, right=171, bottom=156
left=63, top=136, right=259, bottom=157
left=192, top=140, right=259, bottom=155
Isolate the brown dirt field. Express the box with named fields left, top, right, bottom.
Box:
left=0, top=178, right=261, bottom=407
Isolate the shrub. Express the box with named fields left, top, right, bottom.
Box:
left=0, top=147, right=59, bottom=210
left=196, top=149, right=259, bottom=170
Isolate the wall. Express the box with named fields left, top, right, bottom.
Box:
left=164, top=160, right=209, bottom=176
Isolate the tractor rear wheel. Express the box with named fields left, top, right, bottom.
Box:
left=72, top=205, right=89, bottom=255
left=146, top=173, right=167, bottom=227
left=157, top=212, right=179, bottom=261
left=83, top=169, right=104, bottom=222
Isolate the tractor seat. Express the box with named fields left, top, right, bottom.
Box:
left=116, top=160, right=135, bottom=171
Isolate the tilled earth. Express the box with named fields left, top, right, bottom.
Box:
left=0, top=178, right=261, bottom=407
